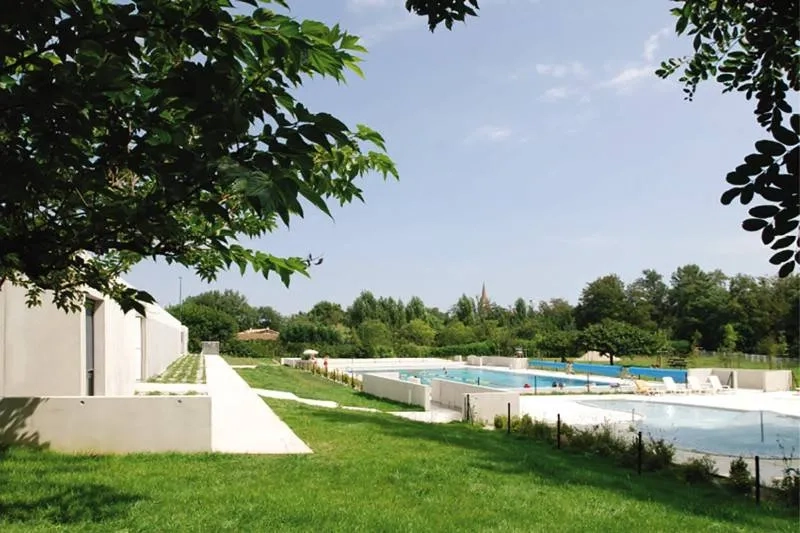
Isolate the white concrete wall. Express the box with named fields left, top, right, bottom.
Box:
left=319, top=357, right=458, bottom=370
left=141, top=303, right=185, bottom=380
left=689, top=368, right=793, bottom=391
left=469, top=392, right=520, bottom=425
left=0, top=281, right=185, bottom=397
left=0, top=395, right=212, bottom=453
left=362, top=372, right=430, bottom=410
left=0, top=283, right=84, bottom=396
left=430, top=379, right=502, bottom=411
left=464, top=356, right=527, bottom=369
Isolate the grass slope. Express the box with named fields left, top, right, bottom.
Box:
left=0, top=401, right=794, bottom=532
left=236, top=363, right=422, bottom=411
left=148, top=354, right=204, bottom=384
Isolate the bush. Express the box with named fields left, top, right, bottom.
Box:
left=670, top=339, right=692, bottom=355
left=683, top=456, right=718, bottom=484
left=772, top=467, right=800, bottom=508
left=494, top=415, right=506, bottom=430
left=429, top=341, right=496, bottom=357
left=220, top=338, right=260, bottom=358
left=728, top=457, right=753, bottom=495
left=642, top=438, right=675, bottom=472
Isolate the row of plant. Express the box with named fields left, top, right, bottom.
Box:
left=300, top=360, right=364, bottom=391
left=489, top=413, right=799, bottom=508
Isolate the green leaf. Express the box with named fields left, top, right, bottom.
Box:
left=755, top=140, right=785, bottom=157
left=742, top=218, right=768, bottom=231
left=748, top=205, right=779, bottom=219
left=778, top=261, right=796, bottom=277
left=773, top=125, right=799, bottom=146
left=725, top=171, right=749, bottom=185
left=770, top=249, right=793, bottom=265
left=720, top=188, right=740, bottom=205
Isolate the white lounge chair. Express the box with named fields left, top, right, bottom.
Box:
left=662, top=376, right=688, bottom=394
left=707, top=375, right=733, bottom=393
left=686, top=376, right=713, bottom=394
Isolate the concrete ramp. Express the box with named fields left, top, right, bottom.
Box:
left=205, top=355, right=312, bottom=454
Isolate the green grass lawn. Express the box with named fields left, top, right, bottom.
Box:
left=148, top=354, right=205, bottom=384
left=236, top=363, right=423, bottom=412
left=0, top=401, right=795, bottom=532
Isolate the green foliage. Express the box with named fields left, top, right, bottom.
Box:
left=357, top=319, right=393, bottom=352
left=728, top=457, right=753, bottom=495
left=656, top=0, right=799, bottom=277
left=429, top=341, right=496, bottom=357
left=436, top=321, right=476, bottom=346
left=221, top=338, right=277, bottom=359
left=575, top=274, right=630, bottom=328
left=682, top=456, right=719, bottom=485
left=537, top=329, right=579, bottom=360
left=1, top=0, right=397, bottom=314
left=719, top=323, right=739, bottom=354
left=400, top=319, right=436, bottom=346
left=281, top=319, right=342, bottom=344
left=577, top=320, right=657, bottom=365
left=772, top=467, right=800, bottom=508
left=184, top=290, right=259, bottom=331
left=168, top=302, right=237, bottom=352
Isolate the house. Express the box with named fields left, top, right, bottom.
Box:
left=0, top=281, right=188, bottom=397
left=236, top=327, right=279, bottom=341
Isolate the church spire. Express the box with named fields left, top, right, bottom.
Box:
left=479, top=282, right=490, bottom=311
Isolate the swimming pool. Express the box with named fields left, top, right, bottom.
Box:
left=578, top=399, right=800, bottom=458
left=395, top=367, right=602, bottom=389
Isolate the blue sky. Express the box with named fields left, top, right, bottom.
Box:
left=127, top=0, right=771, bottom=314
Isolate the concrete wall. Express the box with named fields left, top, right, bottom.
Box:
left=469, top=392, right=520, bottom=425
left=319, top=357, right=457, bottom=370
left=0, top=281, right=185, bottom=397
left=430, top=379, right=502, bottom=411
left=0, top=395, right=212, bottom=453
left=465, top=356, right=527, bottom=369
left=362, top=372, right=431, bottom=410
left=687, top=368, right=794, bottom=391
left=0, top=283, right=84, bottom=396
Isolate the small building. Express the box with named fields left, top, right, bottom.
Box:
left=236, top=327, right=280, bottom=341
left=0, top=280, right=188, bottom=397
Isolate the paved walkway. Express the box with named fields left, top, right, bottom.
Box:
left=253, top=387, right=461, bottom=423
left=205, top=355, right=312, bottom=454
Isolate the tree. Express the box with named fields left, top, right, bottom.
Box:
left=357, top=319, right=393, bottom=354
left=254, top=305, right=284, bottom=331
left=183, top=290, right=256, bottom=330
left=575, top=275, right=630, bottom=328
left=400, top=319, right=436, bottom=346
left=535, top=299, right=576, bottom=331
left=347, top=291, right=379, bottom=327
left=451, top=294, right=477, bottom=325
left=167, top=302, right=237, bottom=352
left=578, top=320, right=657, bottom=366
left=656, top=0, right=799, bottom=276
left=435, top=321, right=475, bottom=346
left=626, top=269, right=669, bottom=331
left=307, top=301, right=345, bottom=327
left=1, top=0, right=400, bottom=313
left=405, top=296, right=428, bottom=323
left=719, top=323, right=739, bottom=354
left=537, top=329, right=579, bottom=361
left=668, top=264, right=732, bottom=349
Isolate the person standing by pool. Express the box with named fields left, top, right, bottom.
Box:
left=323, top=355, right=329, bottom=374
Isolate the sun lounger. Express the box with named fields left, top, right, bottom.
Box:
left=634, top=379, right=664, bottom=395
left=662, top=376, right=688, bottom=394
left=686, top=376, right=713, bottom=394
left=707, top=375, right=733, bottom=393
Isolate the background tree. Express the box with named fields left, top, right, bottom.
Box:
left=578, top=320, right=657, bottom=366
left=253, top=305, right=284, bottom=331
left=405, top=296, right=428, bottom=323
left=451, top=294, right=477, bottom=325
left=183, top=290, right=257, bottom=331
left=400, top=319, right=437, bottom=347
left=347, top=291, right=379, bottom=327
left=357, top=320, right=393, bottom=355
left=307, top=301, right=346, bottom=327
left=575, top=275, right=630, bottom=328
left=167, top=302, right=237, bottom=352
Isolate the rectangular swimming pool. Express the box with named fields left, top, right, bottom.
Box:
left=578, top=398, right=800, bottom=458
left=393, top=367, right=603, bottom=389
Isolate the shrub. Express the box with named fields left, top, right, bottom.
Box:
left=642, top=438, right=675, bottom=472
left=220, top=338, right=260, bottom=358
left=728, top=457, right=753, bottom=495
left=494, top=415, right=507, bottom=430
left=683, top=456, right=718, bottom=484
left=772, top=467, right=800, bottom=508
left=429, top=341, right=496, bottom=357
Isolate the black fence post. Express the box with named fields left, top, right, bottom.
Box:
left=557, top=414, right=562, bottom=449
left=507, top=402, right=511, bottom=434
left=755, top=456, right=761, bottom=505
left=534, top=376, right=538, bottom=395
left=637, top=431, right=643, bottom=475
left=466, top=394, right=471, bottom=423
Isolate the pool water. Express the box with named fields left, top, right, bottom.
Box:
left=395, top=367, right=600, bottom=389
left=578, top=399, right=800, bottom=458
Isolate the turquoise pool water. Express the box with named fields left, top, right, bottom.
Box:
left=578, top=399, right=800, bottom=458
left=394, top=368, right=601, bottom=389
